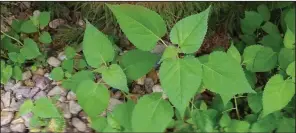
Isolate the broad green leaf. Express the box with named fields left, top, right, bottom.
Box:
left=247, top=92, right=263, bottom=113
left=76, top=80, right=110, bottom=117
left=226, top=120, right=250, bottom=132
left=259, top=34, right=282, bottom=52
left=83, top=21, right=114, bottom=68
left=170, top=6, right=211, bottom=53
left=202, top=52, right=254, bottom=104
left=20, top=20, right=38, bottom=33
left=262, top=74, right=295, bottom=117
left=131, top=93, right=173, bottom=132
left=102, top=64, right=128, bottom=92
left=192, top=110, right=213, bottom=132
left=62, top=59, right=74, bottom=73
left=278, top=48, right=295, bottom=70
left=11, top=19, right=24, bottom=33
left=119, top=49, right=158, bottom=80
left=286, top=61, right=295, bottom=77
left=240, top=34, right=256, bottom=45
left=257, top=4, right=270, bottom=21
left=250, top=112, right=279, bottom=132
left=285, top=8, right=295, bottom=35
left=227, top=43, right=241, bottom=63
left=241, top=11, right=263, bottom=34
left=244, top=69, right=257, bottom=88
left=219, top=113, right=231, bottom=128
left=107, top=4, right=166, bottom=51
left=8, top=52, right=18, bottom=62
left=107, top=114, right=122, bottom=131
left=1, top=65, right=12, bottom=84
left=160, top=46, right=179, bottom=62
left=112, top=100, right=135, bottom=131
left=244, top=114, right=258, bottom=123
left=159, top=56, right=202, bottom=117
left=65, top=46, right=76, bottom=59
left=210, top=95, right=233, bottom=112
left=30, top=115, right=46, bottom=128
left=38, top=11, right=50, bottom=28
left=277, top=118, right=295, bottom=132
left=1, top=37, right=20, bottom=53
left=32, top=97, right=61, bottom=118
left=50, top=67, right=64, bottom=81
left=20, top=38, right=41, bottom=60
left=13, top=66, right=22, bottom=80
left=243, top=45, right=277, bottom=72
left=261, top=21, right=280, bottom=36
left=38, top=31, right=52, bottom=44
left=61, top=70, right=94, bottom=92
left=19, top=99, right=34, bottom=116
left=284, top=28, right=295, bottom=49
left=91, top=117, right=108, bottom=132
left=77, top=59, right=87, bottom=69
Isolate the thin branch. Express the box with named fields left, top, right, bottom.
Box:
left=1, top=30, right=24, bottom=46
left=234, top=96, right=241, bottom=119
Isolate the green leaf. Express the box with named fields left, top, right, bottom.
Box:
left=261, top=21, right=280, bottom=36
left=211, top=94, right=233, bottom=112
left=278, top=48, right=295, bottom=70
left=76, top=80, right=110, bottom=117
left=20, top=38, right=41, bottom=60
left=83, top=21, right=114, bottom=68
left=192, top=110, right=214, bottom=132
left=250, top=112, right=279, bottom=132
left=159, top=56, right=202, bottom=117
left=8, top=52, right=18, bottom=62
left=1, top=65, right=12, bottom=84
left=20, top=20, right=38, bottom=33
left=240, top=34, right=256, bottom=45
left=284, top=28, right=295, bottom=49
left=38, top=11, right=51, bottom=28
left=244, top=69, right=257, bottom=88
left=38, top=31, right=52, bottom=44
left=62, top=59, right=74, bottom=73
left=160, top=46, right=179, bottom=62
left=131, top=93, right=173, bottom=132
left=11, top=19, right=24, bottom=33
left=226, top=120, right=250, bottom=132
left=257, top=4, right=270, bottom=21
left=277, top=118, right=295, bottom=132
left=50, top=67, right=64, bottom=81
left=1, top=37, right=20, bottom=53
left=102, top=64, right=128, bottom=92
left=65, top=46, right=76, bottom=59
left=13, top=66, right=22, bottom=80
left=91, top=117, right=108, bottom=132
left=107, top=4, right=166, bottom=51
left=259, top=34, right=282, bottom=52
left=243, top=45, right=277, bottom=72
left=241, top=11, right=264, bottom=34
left=77, top=59, right=87, bottom=69
left=202, top=52, right=254, bottom=104
left=18, top=99, right=34, bottom=116
left=32, top=97, right=61, bottom=118
left=30, top=115, right=46, bottom=128
left=247, top=92, right=263, bottom=113
left=227, top=42, right=241, bottom=63
left=119, top=49, right=158, bottom=80
left=244, top=114, right=258, bottom=123
left=219, top=113, right=231, bottom=128
left=61, top=70, right=94, bottom=92
left=286, top=61, right=295, bottom=77
left=112, top=100, right=135, bottom=131
left=262, top=74, right=295, bottom=117
left=170, top=6, right=211, bottom=53
left=285, top=8, right=295, bottom=35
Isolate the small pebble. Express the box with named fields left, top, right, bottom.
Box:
left=47, top=86, right=67, bottom=96
left=10, top=123, right=26, bottom=132
left=66, top=91, right=76, bottom=101
left=22, top=71, right=32, bottom=80
left=47, top=57, right=61, bottom=67
left=1, top=111, right=14, bottom=126
left=72, top=118, right=86, bottom=132
left=69, top=101, right=82, bottom=115
left=1, top=91, right=11, bottom=107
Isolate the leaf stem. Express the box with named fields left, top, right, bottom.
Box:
left=234, top=96, right=241, bottom=119
left=222, top=108, right=236, bottom=114
left=159, top=38, right=168, bottom=47
left=99, top=54, right=108, bottom=67
left=1, top=30, right=24, bottom=46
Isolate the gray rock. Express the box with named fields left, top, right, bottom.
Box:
left=11, top=118, right=24, bottom=125
left=47, top=86, right=67, bottom=96
left=136, top=76, right=145, bottom=85
left=1, top=126, right=11, bottom=132
left=28, top=87, right=40, bottom=98
left=151, top=44, right=166, bottom=55
left=21, top=112, right=33, bottom=127
left=10, top=123, right=26, bottom=132
left=4, top=80, right=15, bottom=91
left=47, top=57, right=61, bottom=67
left=69, top=101, right=82, bottom=115
left=1, top=91, right=11, bottom=107
left=144, top=77, right=154, bottom=93
left=33, top=75, right=49, bottom=90
left=57, top=102, right=71, bottom=119
left=1, top=111, right=14, bottom=126
left=6, top=81, right=22, bottom=92
left=152, top=85, right=168, bottom=99
left=49, top=19, right=66, bottom=29
left=58, top=52, right=67, bottom=61
left=66, top=91, right=76, bottom=101
left=72, top=118, right=86, bottom=132
left=100, top=98, right=123, bottom=117
left=8, top=98, right=22, bottom=111
left=15, top=87, right=30, bottom=100
left=32, top=68, right=45, bottom=76
left=22, top=71, right=32, bottom=80
left=33, top=91, right=46, bottom=100
left=59, top=96, right=67, bottom=102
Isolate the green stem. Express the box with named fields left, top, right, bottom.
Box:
left=159, top=39, right=168, bottom=47
left=234, top=96, right=241, bottom=119
left=1, top=30, right=24, bottom=46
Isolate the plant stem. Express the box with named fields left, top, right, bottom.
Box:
left=234, top=96, right=241, bottom=119
left=0, top=30, right=24, bottom=46
left=159, top=39, right=168, bottom=47
left=99, top=54, right=108, bottom=67
left=222, top=108, right=236, bottom=114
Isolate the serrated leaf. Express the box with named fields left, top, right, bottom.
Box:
left=170, top=6, right=211, bottom=53
left=102, top=64, right=128, bottom=92
left=13, top=65, right=22, bottom=80
left=243, top=45, right=277, bottom=72
left=62, top=59, right=74, bottom=73
left=257, top=4, right=270, bottom=21
left=262, top=74, right=295, bottom=117
left=32, top=97, right=61, bottom=118
left=19, top=99, right=33, bottom=116
left=119, top=49, right=158, bottom=80
left=107, top=4, right=166, bottom=51
left=202, top=52, right=255, bottom=104
left=20, top=38, right=41, bottom=60
left=131, top=93, right=173, bottom=132
left=259, top=34, right=282, bottom=52
left=112, top=100, right=135, bottom=131
left=50, top=67, right=64, bottom=81
left=83, top=21, right=114, bottom=68
left=159, top=56, right=202, bottom=117
left=285, top=8, right=295, bottom=35
left=76, top=80, right=110, bottom=117
left=1, top=65, right=12, bottom=84
left=192, top=110, right=214, bottom=132
left=277, top=118, right=295, bottom=132
left=284, top=28, right=295, bottom=49
left=219, top=113, right=231, bottom=128
left=38, top=11, right=50, bottom=28
left=160, top=46, right=179, bottom=62
left=61, top=70, right=94, bottom=92
left=278, top=48, right=295, bottom=70
left=91, top=117, right=108, bottom=132
left=247, top=92, right=263, bottom=113
left=38, top=31, right=52, bottom=44
left=261, top=21, right=280, bottom=36
left=65, top=46, right=76, bottom=59
left=286, top=61, right=295, bottom=77
left=227, top=43, right=241, bottom=63
left=20, top=20, right=38, bottom=33
left=227, top=120, right=250, bottom=132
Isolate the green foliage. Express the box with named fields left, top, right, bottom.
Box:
left=65, top=46, right=76, bottom=59
left=19, top=99, right=34, bottom=116
left=192, top=110, right=214, bottom=132
left=20, top=38, right=41, bottom=60
left=278, top=48, right=295, bottom=70
left=39, top=31, right=52, bottom=44
left=101, top=64, right=129, bottom=92
left=32, top=97, right=61, bottom=118
left=50, top=67, right=64, bottom=81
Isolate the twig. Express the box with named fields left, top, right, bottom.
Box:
left=234, top=96, right=241, bottom=119
left=1, top=30, right=24, bottom=46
